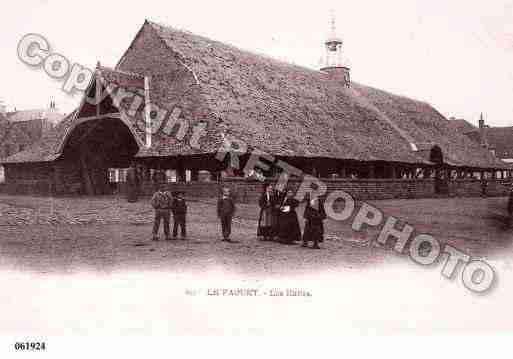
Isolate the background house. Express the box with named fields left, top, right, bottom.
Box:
left=449, top=115, right=513, bottom=164
left=0, top=101, right=66, bottom=182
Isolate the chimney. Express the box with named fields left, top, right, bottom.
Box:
left=320, top=12, right=350, bottom=88
left=0, top=100, right=6, bottom=115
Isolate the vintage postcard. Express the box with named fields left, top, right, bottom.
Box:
left=0, top=0, right=512, bottom=356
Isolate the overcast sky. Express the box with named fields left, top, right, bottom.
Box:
left=1, top=0, right=512, bottom=127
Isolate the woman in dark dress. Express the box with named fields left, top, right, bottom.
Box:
left=277, top=189, right=302, bottom=244
left=302, top=195, right=327, bottom=249
left=257, top=184, right=277, bottom=241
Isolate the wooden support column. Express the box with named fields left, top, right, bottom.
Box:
left=191, top=169, right=199, bottom=182
left=339, top=166, right=346, bottom=178
left=311, top=163, right=318, bottom=178
left=368, top=164, right=375, bottom=179
left=95, top=68, right=101, bottom=117
left=80, top=156, right=95, bottom=195
left=177, top=169, right=187, bottom=183
left=390, top=164, right=397, bottom=179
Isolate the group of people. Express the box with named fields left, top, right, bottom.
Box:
left=150, top=185, right=187, bottom=240
left=151, top=185, right=237, bottom=242
left=150, top=183, right=326, bottom=248
left=257, top=184, right=326, bottom=249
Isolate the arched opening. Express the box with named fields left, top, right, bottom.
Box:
left=60, top=117, right=139, bottom=195
left=429, top=145, right=444, bottom=165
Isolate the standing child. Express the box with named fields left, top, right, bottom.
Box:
left=171, top=191, right=187, bottom=240
left=217, top=187, right=236, bottom=242
left=151, top=184, right=172, bottom=241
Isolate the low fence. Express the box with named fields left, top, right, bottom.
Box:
left=1, top=177, right=510, bottom=201
left=136, top=178, right=510, bottom=202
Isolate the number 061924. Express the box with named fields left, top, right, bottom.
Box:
left=14, top=342, right=46, bottom=351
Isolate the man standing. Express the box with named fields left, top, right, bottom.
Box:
left=171, top=191, right=187, bottom=240
left=217, top=187, right=236, bottom=242
left=481, top=177, right=488, bottom=197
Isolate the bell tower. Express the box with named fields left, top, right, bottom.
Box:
left=320, top=12, right=350, bottom=87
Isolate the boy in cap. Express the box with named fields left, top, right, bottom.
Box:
left=150, top=183, right=172, bottom=241
left=171, top=191, right=187, bottom=240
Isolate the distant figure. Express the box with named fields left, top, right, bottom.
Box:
left=126, top=163, right=139, bottom=202
left=257, top=184, right=277, bottom=241
left=217, top=187, right=236, bottom=242
left=508, top=185, right=513, bottom=227
left=152, top=167, right=167, bottom=190
left=481, top=178, right=488, bottom=197
left=277, top=189, right=301, bottom=244
left=171, top=191, right=187, bottom=240
left=135, top=164, right=144, bottom=197
left=302, top=195, right=327, bottom=249
left=150, top=183, right=172, bottom=241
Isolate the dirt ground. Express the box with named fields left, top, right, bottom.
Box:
left=1, top=194, right=513, bottom=335
left=0, top=194, right=510, bottom=275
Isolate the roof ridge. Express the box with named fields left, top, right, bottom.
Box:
left=146, top=19, right=328, bottom=77
left=98, top=65, right=145, bottom=78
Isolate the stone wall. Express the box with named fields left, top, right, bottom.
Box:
left=1, top=167, right=510, bottom=200
left=1, top=161, right=83, bottom=196
left=135, top=178, right=510, bottom=202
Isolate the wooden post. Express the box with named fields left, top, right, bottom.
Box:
left=80, top=156, right=95, bottom=195
left=340, top=166, right=346, bottom=178
left=368, top=164, right=375, bottom=179
left=95, top=69, right=101, bottom=117
left=191, top=169, right=199, bottom=182
left=177, top=168, right=186, bottom=183
left=390, top=164, right=396, bottom=179
left=144, top=76, right=152, bottom=149
left=311, top=163, right=318, bottom=178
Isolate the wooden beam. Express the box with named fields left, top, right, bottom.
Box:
left=368, top=164, right=375, bottom=179
left=340, top=166, right=346, bottom=178
left=95, top=71, right=101, bottom=117
left=80, top=156, right=95, bottom=195
left=144, top=76, right=152, bottom=149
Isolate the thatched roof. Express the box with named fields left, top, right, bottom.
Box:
left=1, top=112, right=75, bottom=163
left=2, top=20, right=507, bottom=169
left=447, top=118, right=476, bottom=134
left=482, top=127, right=513, bottom=160
left=449, top=120, right=513, bottom=163
left=6, top=108, right=65, bottom=125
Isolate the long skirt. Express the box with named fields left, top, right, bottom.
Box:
left=257, top=207, right=275, bottom=237
left=277, top=212, right=301, bottom=244
left=302, top=220, right=324, bottom=243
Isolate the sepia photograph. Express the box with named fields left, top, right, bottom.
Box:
left=0, top=0, right=512, bottom=356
